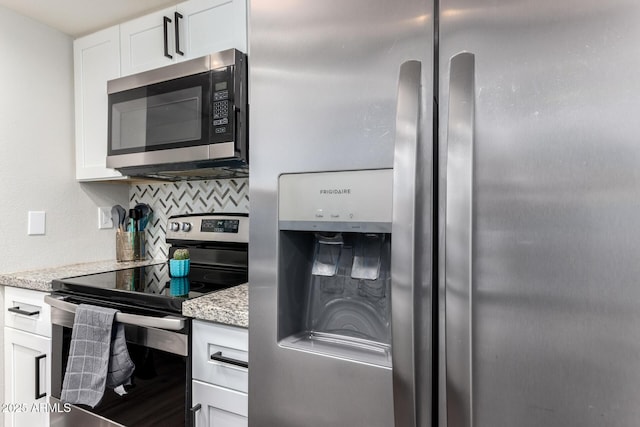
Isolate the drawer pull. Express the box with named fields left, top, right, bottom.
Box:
left=35, top=354, right=47, bottom=399
left=8, top=306, right=39, bottom=316
left=211, top=351, right=248, bottom=369
left=190, top=403, right=201, bottom=427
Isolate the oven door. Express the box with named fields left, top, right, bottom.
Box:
left=46, top=295, right=191, bottom=427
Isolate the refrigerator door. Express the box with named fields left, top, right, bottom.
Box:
left=249, top=0, right=434, bottom=426
left=441, top=1, right=640, bottom=426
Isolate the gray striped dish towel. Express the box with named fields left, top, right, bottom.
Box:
left=61, top=304, right=135, bottom=408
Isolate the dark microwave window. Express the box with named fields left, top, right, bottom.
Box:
left=111, top=87, right=203, bottom=151
left=111, top=98, right=146, bottom=151
left=147, top=88, right=202, bottom=146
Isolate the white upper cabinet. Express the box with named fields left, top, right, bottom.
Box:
left=119, top=6, right=176, bottom=76
left=120, top=0, right=247, bottom=76
left=74, top=25, right=125, bottom=181
left=179, top=0, right=248, bottom=59
left=74, top=0, right=247, bottom=181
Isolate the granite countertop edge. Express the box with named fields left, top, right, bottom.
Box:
left=183, top=283, right=248, bottom=329
left=0, top=260, right=249, bottom=328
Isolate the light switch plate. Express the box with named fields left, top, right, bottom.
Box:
left=98, top=207, right=113, bottom=229
left=28, top=211, right=46, bottom=235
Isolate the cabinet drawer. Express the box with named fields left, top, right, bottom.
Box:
left=193, top=379, right=248, bottom=423
left=4, top=287, right=51, bottom=338
left=193, top=321, right=248, bottom=392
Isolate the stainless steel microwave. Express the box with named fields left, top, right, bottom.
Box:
left=106, top=49, right=247, bottom=180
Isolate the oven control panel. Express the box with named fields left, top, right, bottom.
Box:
left=167, top=214, right=248, bottom=243
left=201, top=218, right=240, bottom=233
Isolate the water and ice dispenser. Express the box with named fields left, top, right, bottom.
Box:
left=278, top=169, right=393, bottom=366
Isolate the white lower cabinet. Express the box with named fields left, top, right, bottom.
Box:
left=193, top=380, right=248, bottom=427
left=3, top=287, right=51, bottom=427
left=192, top=320, right=248, bottom=427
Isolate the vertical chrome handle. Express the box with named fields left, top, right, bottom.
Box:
left=174, top=12, right=184, bottom=56
left=391, top=59, right=422, bottom=427
left=163, top=16, right=173, bottom=59
left=445, top=51, right=476, bottom=427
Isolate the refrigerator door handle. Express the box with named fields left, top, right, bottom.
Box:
left=391, top=59, right=422, bottom=427
left=445, top=51, right=476, bottom=427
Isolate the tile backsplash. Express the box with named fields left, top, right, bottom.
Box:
left=130, top=178, right=249, bottom=259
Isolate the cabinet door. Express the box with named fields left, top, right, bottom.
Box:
left=120, top=6, right=177, bottom=76
left=177, top=0, right=248, bottom=59
left=4, top=328, right=51, bottom=427
left=192, top=321, right=248, bottom=392
left=192, top=380, right=248, bottom=427
left=74, top=26, right=125, bottom=181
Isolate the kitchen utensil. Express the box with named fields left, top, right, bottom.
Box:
left=128, top=208, right=141, bottom=233
left=112, top=205, right=126, bottom=231
left=134, top=203, right=153, bottom=231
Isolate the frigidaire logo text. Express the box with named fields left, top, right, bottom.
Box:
left=319, top=188, right=351, bottom=195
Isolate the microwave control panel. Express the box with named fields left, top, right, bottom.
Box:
left=211, top=66, right=235, bottom=142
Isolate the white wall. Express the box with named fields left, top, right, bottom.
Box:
left=0, top=6, right=129, bottom=273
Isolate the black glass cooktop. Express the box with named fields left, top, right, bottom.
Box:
left=52, top=262, right=247, bottom=314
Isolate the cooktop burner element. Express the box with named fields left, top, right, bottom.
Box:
left=52, top=213, right=248, bottom=315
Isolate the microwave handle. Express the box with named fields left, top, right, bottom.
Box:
left=163, top=16, right=173, bottom=59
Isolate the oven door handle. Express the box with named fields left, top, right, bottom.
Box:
left=44, top=295, right=186, bottom=331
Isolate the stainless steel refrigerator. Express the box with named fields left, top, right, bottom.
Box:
left=249, top=0, right=640, bottom=425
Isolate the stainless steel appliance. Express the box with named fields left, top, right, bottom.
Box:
left=248, top=1, right=432, bottom=424
left=47, top=213, right=248, bottom=427
left=106, top=49, right=248, bottom=180
left=249, top=0, right=640, bottom=426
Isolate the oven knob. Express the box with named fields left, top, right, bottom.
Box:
left=181, top=222, right=192, bottom=232
left=170, top=222, right=181, bottom=232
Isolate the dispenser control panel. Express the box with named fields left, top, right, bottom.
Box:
left=278, top=169, right=392, bottom=232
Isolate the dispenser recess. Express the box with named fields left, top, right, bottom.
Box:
left=278, top=169, right=393, bottom=367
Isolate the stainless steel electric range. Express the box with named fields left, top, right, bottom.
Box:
left=45, top=213, right=248, bottom=427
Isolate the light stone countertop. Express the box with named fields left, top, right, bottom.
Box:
left=182, top=283, right=248, bottom=328
left=0, top=260, right=249, bottom=328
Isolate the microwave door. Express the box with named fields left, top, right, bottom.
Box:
left=145, top=86, right=203, bottom=146
left=108, top=71, right=212, bottom=156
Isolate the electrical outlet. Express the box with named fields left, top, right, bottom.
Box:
left=98, top=207, right=113, bottom=229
